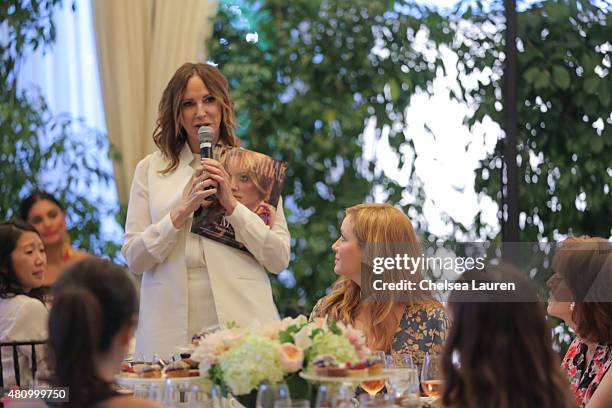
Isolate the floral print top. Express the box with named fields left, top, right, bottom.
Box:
left=561, top=337, right=612, bottom=407
left=310, top=299, right=448, bottom=368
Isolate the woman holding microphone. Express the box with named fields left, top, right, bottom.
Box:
left=122, top=63, right=290, bottom=359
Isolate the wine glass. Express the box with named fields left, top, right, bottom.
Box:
left=386, top=353, right=419, bottom=399
left=274, top=400, right=310, bottom=408
left=358, top=393, right=394, bottom=407
left=315, top=384, right=354, bottom=408
left=257, top=382, right=291, bottom=408
left=420, top=352, right=442, bottom=399
left=360, top=351, right=385, bottom=397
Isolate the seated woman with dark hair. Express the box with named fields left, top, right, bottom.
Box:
left=441, top=264, right=575, bottom=408
left=0, top=220, right=49, bottom=387
left=547, top=236, right=612, bottom=408
left=48, top=257, right=161, bottom=408
left=19, top=190, right=88, bottom=289
left=310, top=203, right=448, bottom=364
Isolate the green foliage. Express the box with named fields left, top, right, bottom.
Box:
left=452, top=0, right=611, bottom=241
left=0, top=0, right=121, bottom=259
left=208, top=0, right=451, bottom=314
left=448, top=0, right=611, bottom=353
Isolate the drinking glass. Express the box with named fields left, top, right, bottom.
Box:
left=257, top=382, right=291, bottom=408
left=147, top=384, right=163, bottom=402
left=385, top=353, right=418, bottom=399
left=209, top=384, right=223, bottom=408
left=420, top=353, right=442, bottom=399
left=163, top=381, right=180, bottom=408
left=359, top=379, right=385, bottom=397
left=274, top=400, right=310, bottom=408
left=360, top=351, right=385, bottom=397
left=186, top=385, right=207, bottom=408
left=315, top=384, right=355, bottom=408
left=358, top=393, right=394, bottom=407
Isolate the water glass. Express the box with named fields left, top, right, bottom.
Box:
left=274, top=400, right=310, bottom=408
left=315, top=384, right=355, bottom=408
left=257, top=382, right=291, bottom=408
left=164, top=381, right=181, bottom=407
left=358, top=393, right=394, bottom=407
left=147, top=384, right=163, bottom=402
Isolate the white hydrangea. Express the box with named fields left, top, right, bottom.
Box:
left=191, top=328, right=243, bottom=373
left=219, top=334, right=284, bottom=395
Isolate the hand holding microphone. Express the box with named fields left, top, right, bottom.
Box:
left=170, top=126, right=218, bottom=227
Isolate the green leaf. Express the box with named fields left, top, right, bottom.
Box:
left=523, top=66, right=540, bottom=84
left=552, top=66, right=570, bottom=90
left=534, top=69, right=551, bottom=90
left=278, top=331, right=294, bottom=344
left=590, top=137, right=604, bottom=154
left=583, top=77, right=599, bottom=94
left=329, top=320, right=341, bottom=335
left=389, top=79, right=400, bottom=102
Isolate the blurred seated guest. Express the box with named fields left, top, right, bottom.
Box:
left=547, top=236, right=612, bottom=408
left=48, top=257, right=161, bottom=408
left=0, top=220, right=49, bottom=387
left=441, top=264, right=575, bottom=408
left=19, top=190, right=88, bottom=288
left=310, top=203, right=448, bottom=365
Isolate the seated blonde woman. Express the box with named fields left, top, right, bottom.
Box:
left=310, top=203, right=448, bottom=366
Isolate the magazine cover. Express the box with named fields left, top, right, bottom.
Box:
left=190, top=145, right=288, bottom=254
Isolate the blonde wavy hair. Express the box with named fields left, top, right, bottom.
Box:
left=317, top=203, right=437, bottom=352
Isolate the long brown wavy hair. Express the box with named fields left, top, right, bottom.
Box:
left=316, top=203, right=439, bottom=352
left=441, top=264, right=575, bottom=408
left=552, top=236, right=612, bottom=344
left=153, top=62, right=239, bottom=174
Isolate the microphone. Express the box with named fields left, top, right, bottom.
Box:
left=199, top=126, right=214, bottom=160
left=198, top=126, right=216, bottom=203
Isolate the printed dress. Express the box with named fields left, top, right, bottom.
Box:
left=310, top=299, right=448, bottom=367
left=561, top=337, right=612, bottom=407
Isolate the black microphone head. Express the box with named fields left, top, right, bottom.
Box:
left=198, top=126, right=214, bottom=144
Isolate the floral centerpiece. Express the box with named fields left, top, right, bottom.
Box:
left=190, top=315, right=370, bottom=401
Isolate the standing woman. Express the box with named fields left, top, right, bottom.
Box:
left=310, top=203, right=448, bottom=365
left=20, top=191, right=88, bottom=288
left=122, top=63, right=290, bottom=359
left=0, top=220, right=49, bottom=387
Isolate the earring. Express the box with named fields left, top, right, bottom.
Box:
left=570, top=302, right=575, bottom=311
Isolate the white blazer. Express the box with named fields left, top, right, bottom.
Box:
left=122, top=144, right=290, bottom=358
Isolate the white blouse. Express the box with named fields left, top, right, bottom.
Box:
left=0, top=295, right=49, bottom=387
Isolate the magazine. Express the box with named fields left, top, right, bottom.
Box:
left=190, top=145, right=288, bottom=254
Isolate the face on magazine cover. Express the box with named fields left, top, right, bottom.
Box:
left=225, top=155, right=268, bottom=212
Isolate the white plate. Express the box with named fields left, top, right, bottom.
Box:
left=299, top=370, right=390, bottom=383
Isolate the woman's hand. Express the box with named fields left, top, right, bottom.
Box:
left=200, top=158, right=238, bottom=215
left=170, top=172, right=217, bottom=228
left=255, top=202, right=277, bottom=228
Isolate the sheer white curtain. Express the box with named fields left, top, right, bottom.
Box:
left=92, top=0, right=219, bottom=204
left=16, top=0, right=121, bottom=242
left=17, top=0, right=106, bottom=135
